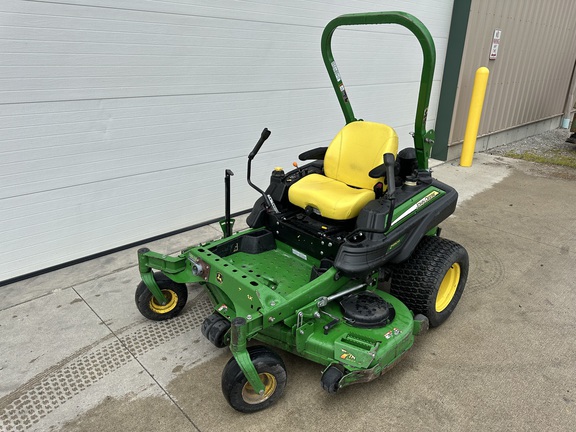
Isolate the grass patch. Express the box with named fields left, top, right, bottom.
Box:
left=503, top=150, right=576, bottom=169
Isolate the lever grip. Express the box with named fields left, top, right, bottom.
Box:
left=384, top=152, right=396, bottom=197
left=249, top=128, right=271, bottom=160
left=323, top=318, right=340, bottom=335
left=384, top=152, right=395, bottom=167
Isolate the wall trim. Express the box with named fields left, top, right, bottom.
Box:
left=431, top=0, right=472, bottom=161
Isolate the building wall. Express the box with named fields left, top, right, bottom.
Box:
left=449, top=0, right=576, bottom=149
left=0, top=0, right=454, bottom=282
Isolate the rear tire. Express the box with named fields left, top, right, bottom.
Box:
left=390, top=236, right=468, bottom=327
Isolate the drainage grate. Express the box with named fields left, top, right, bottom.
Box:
left=0, top=294, right=213, bottom=432
left=121, top=295, right=212, bottom=357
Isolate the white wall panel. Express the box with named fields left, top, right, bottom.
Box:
left=0, top=0, right=453, bottom=281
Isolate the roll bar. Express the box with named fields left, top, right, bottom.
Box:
left=321, top=12, right=436, bottom=169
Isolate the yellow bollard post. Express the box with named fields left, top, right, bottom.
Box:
left=460, top=67, right=490, bottom=167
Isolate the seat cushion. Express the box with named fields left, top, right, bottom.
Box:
left=324, top=121, right=398, bottom=190
left=288, top=173, right=375, bottom=220
left=288, top=121, right=398, bottom=220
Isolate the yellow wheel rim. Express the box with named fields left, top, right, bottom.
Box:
left=149, top=289, right=178, bottom=314
left=242, top=373, right=277, bottom=405
left=435, top=263, right=461, bottom=312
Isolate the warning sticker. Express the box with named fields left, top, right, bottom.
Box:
left=331, top=61, right=342, bottom=82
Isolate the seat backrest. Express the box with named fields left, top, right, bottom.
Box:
left=324, top=121, right=398, bottom=190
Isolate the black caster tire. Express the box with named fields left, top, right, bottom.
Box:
left=321, top=365, right=344, bottom=394
left=391, top=236, right=468, bottom=327
left=135, top=272, right=188, bottom=321
left=221, top=346, right=287, bottom=413
left=201, top=313, right=231, bottom=348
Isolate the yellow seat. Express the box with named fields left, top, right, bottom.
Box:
left=288, top=121, right=398, bottom=220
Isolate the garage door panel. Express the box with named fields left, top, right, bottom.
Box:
left=0, top=0, right=454, bottom=282
left=0, top=88, right=342, bottom=201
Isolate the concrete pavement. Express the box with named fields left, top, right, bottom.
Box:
left=1, top=153, right=575, bottom=431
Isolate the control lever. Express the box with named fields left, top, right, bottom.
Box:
left=249, top=128, right=271, bottom=160
left=383, top=153, right=396, bottom=232
left=323, top=318, right=339, bottom=335
left=246, top=128, right=279, bottom=213
left=222, top=169, right=235, bottom=237
left=292, top=161, right=303, bottom=178
left=384, top=153, right=396, bottom=198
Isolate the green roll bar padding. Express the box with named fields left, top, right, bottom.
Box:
left=321, top=11, right=436, bottom=170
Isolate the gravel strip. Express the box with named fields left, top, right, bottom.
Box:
left=485, top=128, right=576, bottom=166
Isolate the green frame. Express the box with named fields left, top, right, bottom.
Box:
left=321, top=11, right=437, bottom=170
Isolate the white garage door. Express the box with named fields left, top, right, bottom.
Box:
left=0, top=0, right=454, bottom=283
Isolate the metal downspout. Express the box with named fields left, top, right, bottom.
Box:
left=562, top=59, right=576, bottom=129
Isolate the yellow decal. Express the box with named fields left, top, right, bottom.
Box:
left=340, top=351, right=356, bottom=361
left=216, top=272, right=223, bottom=284
left=416, top=191, right=439, bottom=209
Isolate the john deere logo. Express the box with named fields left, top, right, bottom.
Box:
left=216, top=272, right=223, bottom=284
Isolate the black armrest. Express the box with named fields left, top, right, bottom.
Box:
left=369, top=164, right=387, bottom=179
left=299, top=147, right=328, bottom=161
left=369, top=153, right=396, bottom=180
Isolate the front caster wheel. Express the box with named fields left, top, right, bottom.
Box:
left=135, top=272, right=188, bottom=321
left=221, top=346, right=287, bottom=413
